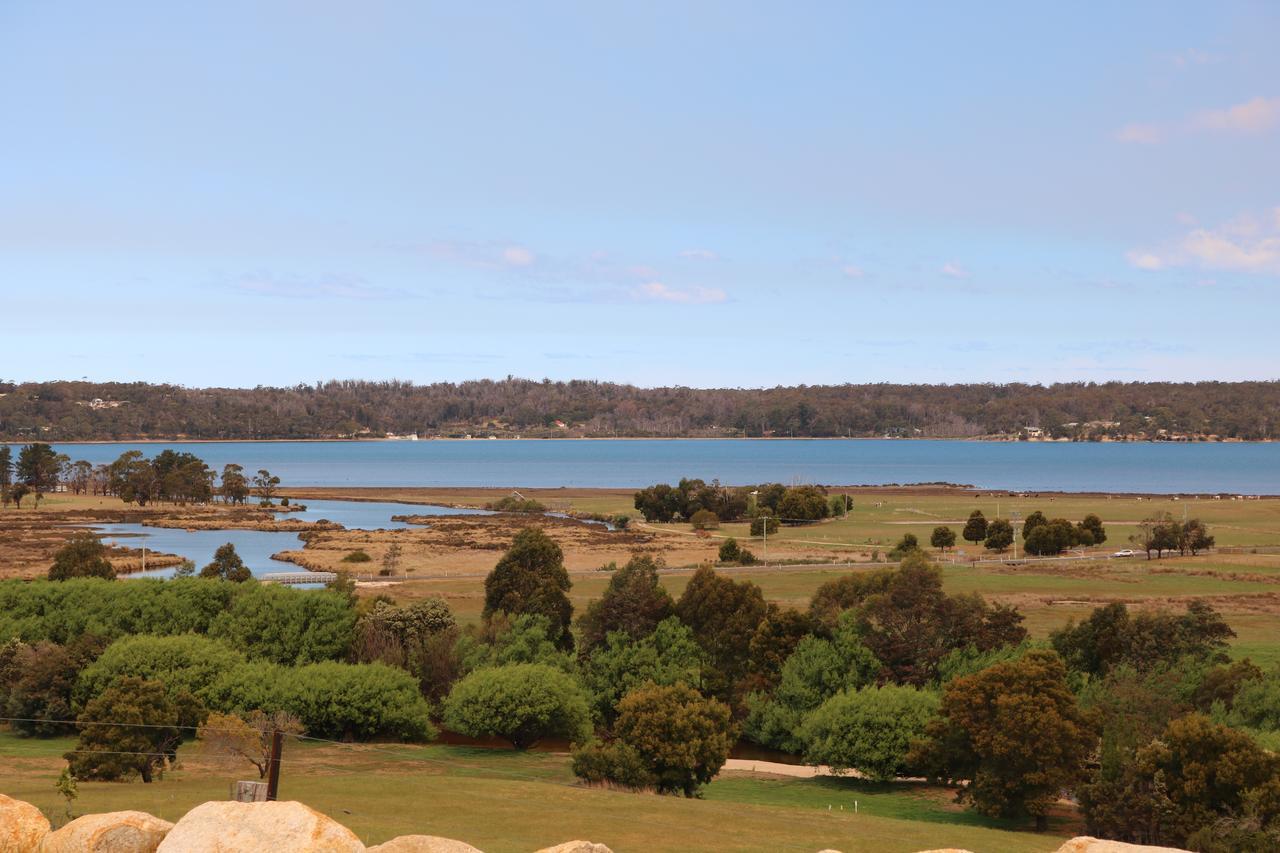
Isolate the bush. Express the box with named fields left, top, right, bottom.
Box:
left=580, top=617, right=701, bottom=722
left=341, top=550, right=372, bottom=563
left=689, top=509, right=720, bottom=530
left=442, top=663, right=591, bottom=749
left=749, top=516, right=779, bottom=536
left=610, top=682, right=735, bottom=797
left=67, top=676, right=204, bottom=782
left=571, top=740, right=656, bottom=791
left=779, top=486, right=829, bottom=522
left=76, top=634, right=246, bottom=706
left=718, top=538, right=741, bottom=563
left=48, top=533, right=115, bottom=581
left=800, top=685, right=939, bottom=781
left=208, top=583, right=356, bottom=665
left=483, top=528, right=574, bottom=650
left=485, top=496, right=548, bottom=513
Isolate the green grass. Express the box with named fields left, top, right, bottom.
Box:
left=1, top=732, right=1064, bottom=852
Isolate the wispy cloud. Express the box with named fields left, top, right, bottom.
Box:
left=1192, top=96, right=1280, bottom=133
left=840, top=264, right=865, bottom=279
left=234, top=272, right=407, bottom=300
left=679, top=248, right=719, bottom=260
left=1171, top=48, right=1223, bottom=69
left=634, top=282, right=727, bottom=304
left=1127, top=209, right=1280, bottom=275
left=1117, top=95, right=1280, bottom=143
left=421, top=240, right=539, bottom=270
left=940, top=262, right=970, bottom=279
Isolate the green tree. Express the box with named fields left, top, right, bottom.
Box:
left=984, top=518, right=1014, bottom=552
left=581, top=617, right=701, bottom=721
left=749, top=515, right=779, bottom=536
left=962, top=510, right=988, bottom=544
left=717, top=538, right=741, bottom=563
left=16, top=443, right=61, bottom=507
left=75, top=634, right=247, bottom=706
left=930, top=526, right=956, bottom=552
left=483, top=528, right=574, bottom=650
left=459, top=613, right=573, bottom=673
left=778, top=485, right=829, bottom=522
left=67, top=676, right=205, bottom=783
left=0, top=445, right=12, bottom=507
left=1179, top=518, right=1215, bottom=555
left=2, top=636, right=107, bottom=737
left=744, top=612, right=880, bottom=752
left=48, top=532, right=116, bottom=581
left=578, top=682, right=735, bottom=797
left=576, top=555, right=673, bottom=655
left=801, top=685, right=939, bottom=781
left=807, top=567, right=895, bottom=632
left=199, top=543, right=251, bottom=582
left=1051, top=600, right=1234, bottom=677
left=1021, top=510, right=1048, bottom=539
left=689, top=508, right=719, bottom=530
left=442, top=663, right=591, bottom=749
left=674, top=566, right=768, bottom=704
left=910, top=649, right=1096, bottom=829
left=1078, top=513, right=1107, bottom=546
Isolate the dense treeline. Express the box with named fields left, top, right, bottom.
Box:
left=3, top=378, right=1279, bottom=440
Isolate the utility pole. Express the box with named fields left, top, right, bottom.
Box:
left=265, top=730, right=283, bottom=801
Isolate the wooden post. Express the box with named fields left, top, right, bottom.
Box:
left=265, top=730, right=283, bottom=801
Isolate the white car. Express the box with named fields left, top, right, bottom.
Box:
left=1112, top=549, right=1136, bottom=558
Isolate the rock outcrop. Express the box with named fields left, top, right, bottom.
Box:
left=0, top=794, right=50, bottom=853
left=155, top=801, right=363, bottom=852
left=1052, top=839, right=1190, bottom=853
left=533, top=844, right=614, bottom=853
left=40, top=811, right=173, bottom=853
left=367, top=836, right=484, bottom=853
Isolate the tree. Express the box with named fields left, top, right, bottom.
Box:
left=381, top=541, right=402, bottom=576
left=1052, top=600, right=1234, bottom=677
left=910, top=650, right=1096, bottom=830
left=576, top=555, right=673, bottom=655
left=483, top=528, right=574, bottom=650
left=0, top=445, right=11, bottom=507
left=253, top=469, right=280, bottom=506
left=888, top=532, right=920, bottom=560
left=801, top=685, right=939, bottom=781
left=200, top=543, right=251, bottom=582
left=718, top=538, right=741, bottom=563
left=1024, top=519, right=1077, bottom=556
left=1180, top=518, right=1215, bottom=555
left=442, top=663, right=591, bottom=749
left=930, top=526, right=956, bottom=552
left=962, top=510, right=988, bottom=544
left=744, top=612, right=880, bottom=752
left=16, top=443, right=61, bottom=507
left=1, top=636, right=108, bottom=737
left=674, top=566, right=768, bottom=703
left=633, top=484, right=682, bottom=523
left=749, top=515, right=779, bottom=536
left=10, top=482, right=29, bottom=508
left=1078, top=513, right=1107, bottom=546
left=198, top=710, right=304, bottom=779
left=578, top=682, right=735, bottom=797
left=48, top=532, right=116, bottom=581
left=580, top=617, right=701, bottom=721
left=984, top=518, right=1014, bottom=552
left=67, top=676, right=205, bottom=783
left=808, top=567, right=895, bottom=632
left=220, top=464, right=250, bottom=505
left=689, top=508, right=719, bottom=530
left=1021, top=510, right=1047, bottom=540
left=778, top=485, right=829, bottom=522
left=1083, top=714, right=1280, bottom=847
left=1133, top=512, right=1180, bottom=559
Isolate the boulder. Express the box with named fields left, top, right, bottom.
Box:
left=533, top=844, right=613, bottom=853
left=367, top=837, right=483, bottom=853
left=0, top=794, right=50, bottom=853
left=1053, top=839, right=1190, bottom=853
left=155, top=801, right=364, bottom=852
left=40, top=811, right=173, bottom=853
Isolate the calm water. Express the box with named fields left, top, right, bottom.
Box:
left=96, top=498, right=487, bottom=579
left=31, top=439, right=1280, bottom=493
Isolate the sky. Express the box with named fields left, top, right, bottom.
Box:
left=2, top=1, right=1279, bottom=389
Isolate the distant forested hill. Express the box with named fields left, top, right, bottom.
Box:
left=1, top=379, right=1277, bottom=441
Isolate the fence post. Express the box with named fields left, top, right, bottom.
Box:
left=265, top=730, right=283, bottom=801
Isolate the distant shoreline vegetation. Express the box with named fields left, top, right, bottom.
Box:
left=3, top=378, right=1280, bottom=442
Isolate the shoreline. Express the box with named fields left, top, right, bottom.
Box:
left=25, top=435, right=1275, bottom=445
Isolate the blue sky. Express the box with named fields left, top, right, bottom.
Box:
left=2, top=1, right=1278, bottom=388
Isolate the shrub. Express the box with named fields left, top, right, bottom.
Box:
left=571, top=740, right=656, bottom=791
left=609, top=682, right=735, bottom=797
left=442, top=663, right=591, bottom=749
left=76, top=634, right=247, bottom=706
left=580, top=617, right=701, bottom=721
left=48, top=533, right=115, bottom=581
left=749, top=516, right=779, bottom=536
left=341, top=550, right=372, bottom=563
left=208, top=583, right=356, bottom=665
left=689, top=509, right=720, bottom=530
left=485, top=496, right=547, bottom=513
left=801, top=685, right=939, bottom=781
left=67, top=677, right=204, bottom=783
left=717, top=538, right=741, bottom=563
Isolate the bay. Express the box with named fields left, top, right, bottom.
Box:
left=26, top=439, right=1280, bottom=493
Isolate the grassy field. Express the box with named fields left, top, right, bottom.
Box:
left=0, top=731, right=1067, bottom=852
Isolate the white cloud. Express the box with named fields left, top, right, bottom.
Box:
left=1126, top=209, right=1280, bottom=275
left=1172, top=48, right=1222, bottom=69
left=501, top=245, right=536, bottom=267
left=1116, top=122, right=1164, bottom=144
left=840, top=264, right=865, bottom=279
left=940, top=262, right=970, bottom=279
left=679, top=248, right=719, bottom=260
left=1192, top=96, right=1280, bottom=133
left=634, top=282, right=727, bottom=304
